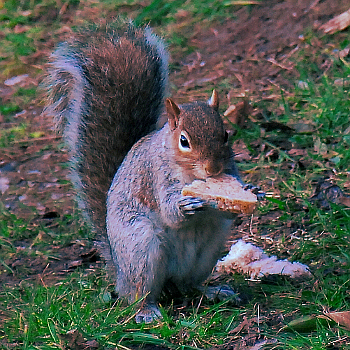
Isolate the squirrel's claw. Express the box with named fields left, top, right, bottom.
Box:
left=243, top=183, right=260, bottom=192
left=244, top=183, right=265, bottom=201
left=179, top=196, right=207, bottom=215
left=256, top=192, right=265, bottom=201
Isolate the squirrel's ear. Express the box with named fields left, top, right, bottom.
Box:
left=166, top=98, right=181, bottom=130
left=208, top=89, right=219, bottom=111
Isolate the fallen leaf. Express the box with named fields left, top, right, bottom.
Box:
left=229, top=316, right=262, bottom=334
left=314, top=137, right=328, bottom=156
left=224, top=99, right=251, bottom=128
left=281, top=315, right=333, bottom=333
left=310, top=180, right=350, bottom=209
left=321, top=8, right=350, bottom=34
left=339, top=47, right=350, bottom=58
left=60, top=329, right=100, bottom=350
left=287, top=148, right=307, bottom=157
left=292, top=122, right=316, bottom=134
left=324, top=311, right=350, bottom=330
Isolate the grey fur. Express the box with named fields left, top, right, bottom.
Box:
left=43, top=21, right=242, bottom=323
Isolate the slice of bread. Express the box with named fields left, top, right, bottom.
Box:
left=182, top=174, right=257, bottom=214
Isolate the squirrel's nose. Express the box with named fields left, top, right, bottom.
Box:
left=205, top=161, right=223, bottom=177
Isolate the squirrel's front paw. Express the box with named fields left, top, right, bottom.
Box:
left=243, top=184, right=265, bottom=201
left=179, top=196, right=207, bottom=215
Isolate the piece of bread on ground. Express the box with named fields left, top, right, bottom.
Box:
left=182, top=174, right=257, bottom=214
left=216, top=240, right=311, bottom=279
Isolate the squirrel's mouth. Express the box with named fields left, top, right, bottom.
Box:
left=192, top=166, right=224, bottom=181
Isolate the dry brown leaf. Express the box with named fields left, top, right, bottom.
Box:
left=339, top=196, right=350, bottom=207
left=323, top=311, right=350, bottom=331
left=224, top=99, right=251, bottom=128
left=60, top=329, right=100, bottom=350
left=287, top=149, right=307, bottom=157
left=320, top=8, right=350, bottom=34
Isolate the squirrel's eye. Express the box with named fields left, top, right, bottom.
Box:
left=224, top=131, right=229, bottom=144
left=180, top=135, right=190, bottom=148
left=179, top=133, right=191, bottom=151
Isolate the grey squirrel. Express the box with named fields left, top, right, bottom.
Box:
left=44, top=21, right=250, bottom=323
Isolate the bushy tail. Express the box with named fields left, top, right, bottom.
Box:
left=43, top=21, right=168, bottom=240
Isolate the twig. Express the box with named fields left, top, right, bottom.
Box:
left=13, top=135, right=61, bottom=144
left=266, top=57, right=294, bottom=71
left=0, top=258, right=14, bottom=275
left=304, top=0, right=320, bottom=14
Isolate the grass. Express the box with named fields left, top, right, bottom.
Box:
left=131, top=0, right=259, bottom=26
left=1, top=0, right=350, bottom=349
left=1, top=258, right=245, bottom=348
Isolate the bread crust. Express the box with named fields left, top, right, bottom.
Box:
left=182, top=174, right=257, bottom=214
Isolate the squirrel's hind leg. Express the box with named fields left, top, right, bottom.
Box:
left=107, top=215, right=168, bottom=322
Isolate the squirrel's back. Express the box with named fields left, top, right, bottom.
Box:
left=43, top=22, right=168, bottom=234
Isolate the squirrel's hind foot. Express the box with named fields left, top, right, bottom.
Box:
left=135, top=303, right=162, bottom=324
left=199, top=284, right=241, bottom=303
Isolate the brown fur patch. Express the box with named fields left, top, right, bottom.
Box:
left=137, top=167, right=158, bottom=211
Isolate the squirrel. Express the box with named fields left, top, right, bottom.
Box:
left=43, top=21, right=252, bottom=323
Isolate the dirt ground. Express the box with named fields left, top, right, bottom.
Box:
left=171, top=0, right=350, bottom=100
left=0, top=0, right=349, bottom=289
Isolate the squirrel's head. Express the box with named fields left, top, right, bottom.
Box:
left=166, top=90, right=232, bottom=180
